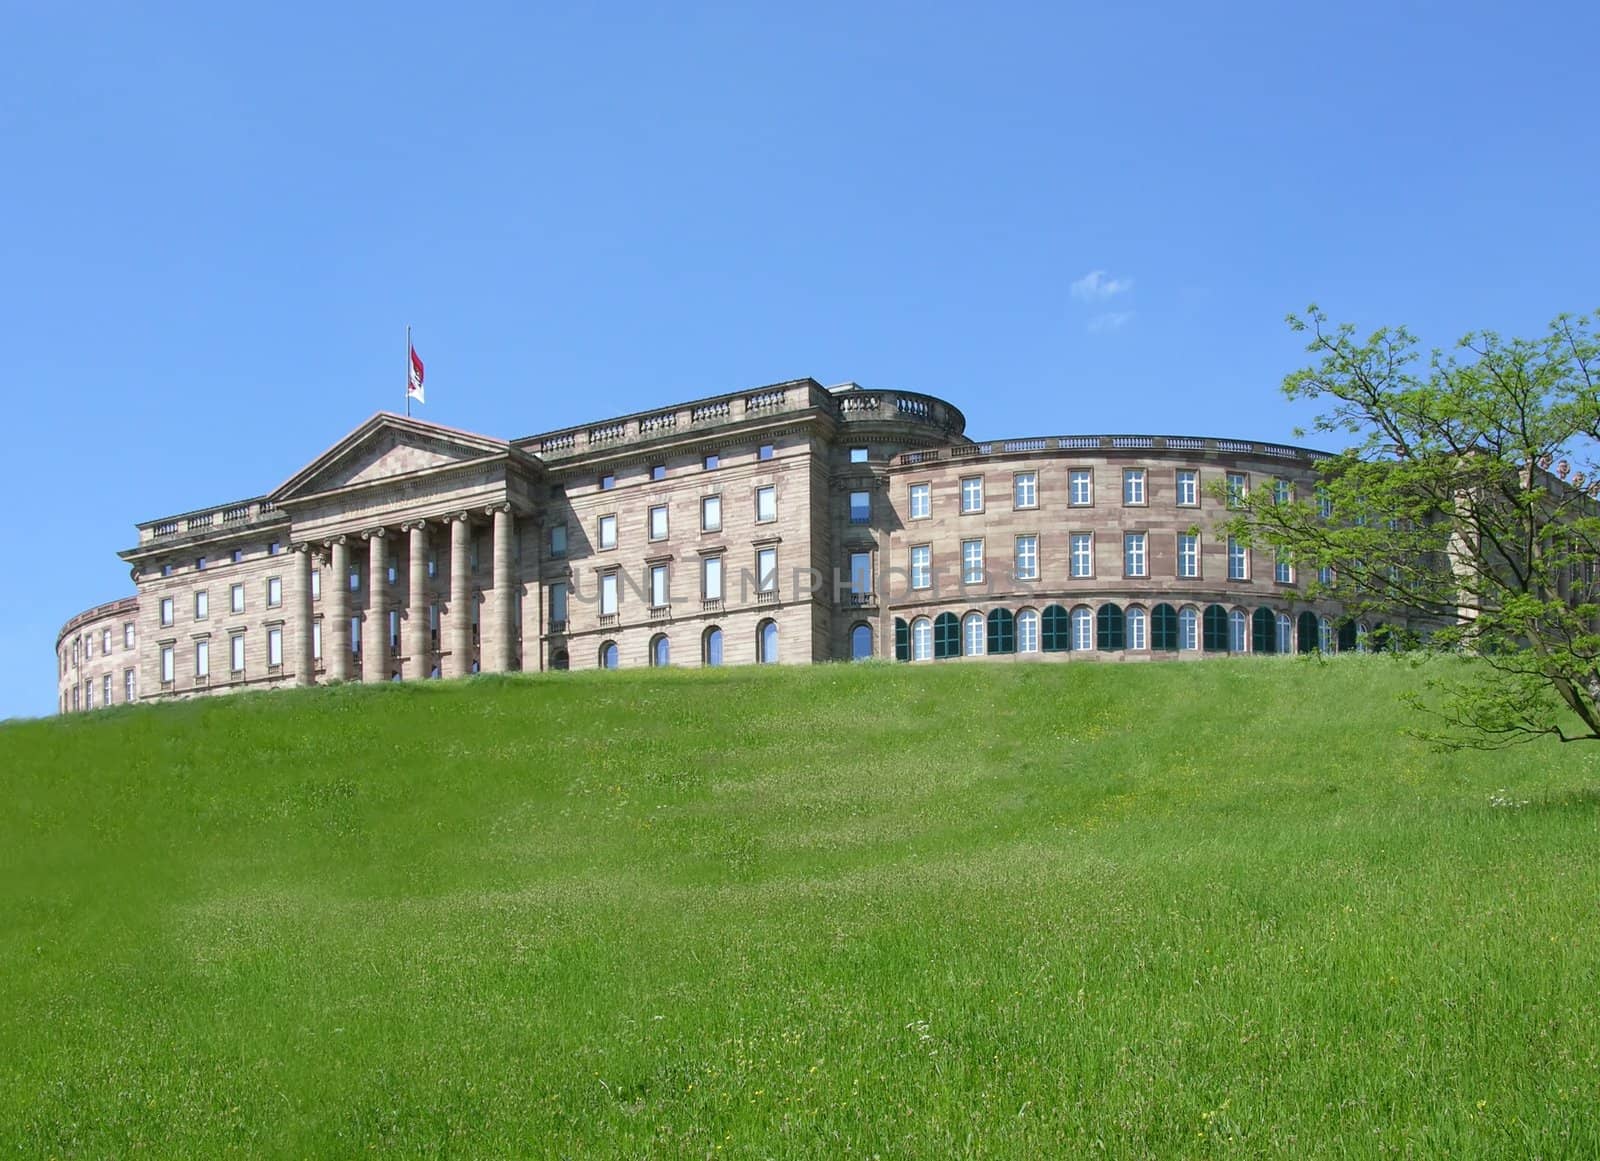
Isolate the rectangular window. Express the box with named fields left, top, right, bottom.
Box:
left=755, top=485, right=776, bottom=523
left=1013, top=472, right=1037, bottom=509
left=757, top=547, right=778, bottom=593
left=650, top=564, right=669, bottom=608
left=85, top=681, right=93, bottom=709
left=386, top=558, right=397, bottom=586
left=313, top=620, right=323, bottom=660
left=161, top=564, right=173, bottom=577
left=230, top=583, right=244, bottom=614
left=546, top=524, right=566, bottom=559
left=910, top=545, right=931, bottom=590
left=1124, top=532, right=1148, bottom=578
left=850, top=447, right=869, bottom=463
left=268, top=627, right=283, bottom=667
left=161, top=645, right=175, bottom=684
left=389, top=609, right=400, bottom=649
left=550, top=582, right=568, bottom=626
left=849, top=491, right=871, bottom=524
left=195, top=590, right=208, bottom=620
left=428, top=605, right=438, bottom=644
left=351, top=617, right=362, bottom=656
left=649, top=505, right=669, bottom=541
left=1178, top=533, right=1199, bottom=579
left=1015, top=535, right=1038, bottom=581
left=1318, top=565, right=1334, bottom=586
left=600, top=573, right=619, bottom=616
left=961, top=539, right=984, bottom=584
left=1275, top=553, right=1293, bottom=584
left=600, top=472, right=615, bottom=490
left=124, top=623, right=135, bottom=649
left=230, top=549, right=243, bottom=564
left=960, top=476, right=984, bottom=513
left=850, top=551, right=872, bottom=594
left=311, top=570, right=320, bottom=600
left=103, top=674, right=111, bottom=704
left=909, top=483, right=931, bottom=520
left=1227, top=472, right=1248, bottom=508
left=1176, top=469, right=1199, bottom=507
left=1228, top=536, right=1248, bottom=580
left=703, top=557, right=724, bottom=601
left=348, top=565, right=360, bottom=592
left=1317, top=489, right=1334, bottom=520
left=758, top=443, right=774, bottom=461
left=1273, top=479, right=1292, bottom=505
left=701, top=494, right=722, bottom=532
left=703, top=452, right=719, bottom=471
left=160, top=597, right=174, bottom=627
left=269, top=541, right=282, bottom=556
left=230, top=634, right=245, bottom=672
left=650, top=464, right=666, bottom=482
left=427, top=552, right=438, bottom=579
left=1123, top=469, right=1146, bottom=506
left=102, top=628, right=111, bottom=654
left=124, top=668, right=135, bottom=702
left=267, top=577, right=282, bottom=608
left=1071, top=533, right=1093, bottom=578
left=598, top=514, right=617, bottom=550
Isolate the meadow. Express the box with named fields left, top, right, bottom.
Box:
left=2, top=656, right=1597, bottom=1158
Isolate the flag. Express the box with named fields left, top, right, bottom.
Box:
left=407, top=344, right=425, bottom=405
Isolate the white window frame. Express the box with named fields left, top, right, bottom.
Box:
left=600, top=573, right=619, bottom=616
left=909, top=483, right=931, bottom=520
left=230, top=634, right=245, bottom=672
left=1069, top=470, right=1093, bottom=506
left=1015, top=535, right=1038, bottom=581
left=701, top=494, right=722, bottom=532
left=1013, top=472, right=1037, bottom=510
left=1122, top=468, right=1146, bottom=506
left=195, top=639, right=209, bottom=678
left=755, top=485, right=777, bottom=523
left=1071, top=533, right=1093, bottom=578
left=268, top=627, right=283, bottom=668
left=960, top=476, right=984, bottom=514
left=1124, top=532, right=1147, bottom=578
left=160, top=597, right=174, bottom=627
left=648, top=505, right=669, bottom=542
left=1176, top=469, right=1199, bottom=507
left=161, top=645, right=175, bottom=684
left=1227, top=536, right=1248, bottom=581
left=1018, top=609, right=1040, bottom=653
left=911, top=617, right=933, bottom=661
left=267, top=577, right=282, bottom=608
left=1071, top=607, right=1093, bottom=651
left=961, top=539, right=984, bottom=584
left=1126, top=607, right=1147, bottom=651
left=650, top=563, right=669, bottom=609
left=598, top=514, right=618, bottom=551
left=195, top=590, right=208, bottom=620
left=757, top=547, right=778, bottom=594
left=910, top=545, right=931, bottom=590
left=1178, top=533, right=1199, bottom=579
left=963, top=612, right=985, bottom=656
left=703, top=557, right=724, bottom=602
left=1179, top=607, right=1199, bottom=651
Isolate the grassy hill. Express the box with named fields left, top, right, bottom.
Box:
left=3, top=657, right=1598, bottom=1157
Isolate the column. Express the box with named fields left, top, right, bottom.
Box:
left=447, top=513, right=473, bottom=678
left=485, top=504, right=517, bottom=673
left=364, top=528, right=388, bottom=683
left=293, top=544, right=315, bottom=686
left=405, top=521, right=431, bottom=679
left=327, top=537, right=351, bottom=681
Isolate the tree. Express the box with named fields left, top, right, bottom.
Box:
left=1228, top=306, right=1600, bottom=749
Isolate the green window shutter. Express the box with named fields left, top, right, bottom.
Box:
left=1338, top=620, right=1357, bottom=652
left=1252, top=608, right=1275, bottom=654
left=1042, top=605, right=1069, bottom=652
left=1152, top=604, right=1178, bottom=651
left=934, top=613, right=960, bottom=659
left=1097, top=604, right=1125, bottom=650
left=987, top=609, right=1015, bottom=654
left=1203, top=605, right=1228, bottom=652
left=1297, top=611, right=1318, bottom=654
left=894, top=618, right=910, bottom=662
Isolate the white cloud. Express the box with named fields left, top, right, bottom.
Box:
left=1070, top=270, right=1134, bottom=302
left=1088, top=311, right=1135, bottom=332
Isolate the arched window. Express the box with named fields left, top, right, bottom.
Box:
left=1017, top=609, right=1040, bottom=653
left=894, top=618, right=909, bottom=662
left=1202, top=605, right=1229, bottom=653
left=1228, top=609, right=1248, bottom=653
left=1179, top=606, right=1200, bottom=651
left=933, top=612, right=961, bottom=659
left=650, top=634, right=670, bottom=667
left=1041, top=605, right=1070, bottom=652
left=1097, top=603, right=1125, bottom=651
left=987, top=608, right=1016, bottom=654
left=962, top=612, right=986, bottom=656
left=850, top=623, right=873, bottom=660
left=1319, top=616, right=1335, bottom=654
left=1297, top=611, right=1318, bottom=654
left=1070, top=606, right=1093, bottom=651
left=703, top=626, right=724, bottom=666
left=600, top=641, right=619, bottom=669
left=1356, top=621, right=1370, bottom=651
left=1275, top=613, right=1293, bottom=654
left=758, top=619, right=779, bottom=664
left=1126, top=606, right=1147, bottom=650
left=551, top=648, right=569, bottom=671
left=1252, top=608, right=1276, bottom=654
left=1338, top=619, right=1358, bottom=653
left=911, top=617, right=933, bottom=661
left=1152, top=603, right=1179, bottom=651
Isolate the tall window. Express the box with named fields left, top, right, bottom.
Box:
left=161, top=645, right=174, bottom=684
left=1226, top=472, right=1248, bottom=508
left=1071, top=533, right=1093, bottom=578
left=1071, top=606, right=1093, bottom=651
left=195, top=590, right=208, bottom=619
left=313, top=620, right=323, bottom=660
left=1123, top=469, right=1146, bottom=505
left=755, top=486, right=777, bottom=523
left=963, top=612, right=985, bottom=656
left=1126, top=606, right=1147, bottom=650
left=701, top=495, right=722, bottom=532
left=601, top=641, right=619, bottom=669
left=850, top=623, right=873, bottom=660
left=1178, top=533, right=1199, bottom=579
left=910, top=545, right=931, bottom=590
left=650, top=564, right=669, bottom=609
left=1273, top=479, right=1292, bottom=505
left=195, top=640, right=210, bottom=679
left=549, top=524, right=567, bottom=558
left=102, top=628, right=111, bottom=654
left=124, top=623, right=135, bottom=648
left=849, top=491, right=871, bottom=524
left=230, top=634, right=246, bottom=671
left=757, top=547, right=778, bottom=593
left=1318, top=616, right=1335, bottom=653
left=1318, top=565, right=1334, bottom=586
left=650, top=634, right=670, bottom=667
left=961, top=539, right=984, bottom=584
left=703, top=627, right=723, bottom=666
left=703, top=557, right=724, bottom=601
left=1013, top=472, right=1037, bottom=509
left=599, top=514, right=618, bottom=550
left=1176, top=469, right=1199, bottom=507
left=267, top=577, right=282, bottom=607
left=1228, top=609, right=1248, bottom=653
left=1017, top=609, right=1040, bottom=653
left=600, top=573, right=619, bottom=616
left=160, top=597, right=174, bottom=627
left=909, top=483, right=931, bottom=520
left=649, top=505, right=669, bottom=541
left=1276, top=613, right=1293, bottom=654
left=850, top=551, right=872, bottom=595
left=550, top=582, right=568, bottom=627
left=1124, top=532, right=1147, bottom=578
left=1097, top=604, right=1125, bottom=651
left=758, top=619, right=778, bottom=663
left=1014, top=535, right=1038, bottom=581
left=986, top=608, right=1016, bottom=654
left=1204, top=605, right=1229, bottom=653
left=124, top=668, right=136, bottom=702
left=960, top=476, right=984, bottom=513
left=311, top=570, right=320, bottom=600
left=911, top=617, right=933, bottom=661
left=349, top=564, right=361, bottom=592
left=1179, top=606, right=1199, bottom=651
left=1069, top=470, right=1093, bottom=506
left=1275, top=552, right=1293, bottom=584
left=1317, top=489, right=1334, bottom=520
left=1152, top=604, right=1179, bottom=651
left=268, top=627, right=284, bottom=667
left=1227, top=537, right=1248, bottom=580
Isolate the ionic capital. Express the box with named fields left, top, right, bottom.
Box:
left=363, top=527, right=387, bottom=541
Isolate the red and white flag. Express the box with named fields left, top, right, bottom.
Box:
left=407, top=344, right=425, bottom=405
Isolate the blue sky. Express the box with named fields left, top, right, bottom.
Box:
left=5, top=1, right=1597, bottom=718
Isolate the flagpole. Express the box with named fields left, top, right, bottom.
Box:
left=405, top=324, right=412, bottom=418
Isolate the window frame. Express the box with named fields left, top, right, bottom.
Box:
left=1122, top=468, right=1147, bottom=507
left=1068, top=469, right=1093, bottom=507
left=959, top=476, right=984, bottom=514
left=1176, top=468, right=1199, bottom=508
left=1014, top=534, right=1039, bottom=582
left=1012, top=471, right=1038, bottom=510
left=1070, top=532, right=1094, bottom=579
left=1124, top=532, right=1148, bottom=578
left=598, top=513, right=618, bottom=551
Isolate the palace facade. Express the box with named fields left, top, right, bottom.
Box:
left=55, top=379, right=1379, bottom=714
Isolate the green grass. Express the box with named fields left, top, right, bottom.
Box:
left=3, top=657, right=1599, bottom=1158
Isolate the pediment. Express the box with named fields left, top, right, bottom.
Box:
left=272, top=413, right=510, bottom=503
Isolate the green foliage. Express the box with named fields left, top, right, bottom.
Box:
left=4, top=663, right=1600, bottom=1155
left=1228, top=306, right=1600, bottom=747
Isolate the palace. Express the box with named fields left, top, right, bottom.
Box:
left=55, top=379, right=1373, bottom=714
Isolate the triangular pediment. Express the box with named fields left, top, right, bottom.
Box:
left=271, top=413, right=510, bottom=503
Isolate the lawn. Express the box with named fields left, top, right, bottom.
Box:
left=2, top=656, right=1597, bottom=1157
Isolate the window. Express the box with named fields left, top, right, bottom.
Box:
left=910, top=545, right=931, bottom=590
left=161, top=563, right=173, bottom=577
left=229, top=584, right=244, bottom=614
left=1252, top=607, right=1275, bottom=653
left=231, top=549, right=243, bottom=564
left=1226, top=472, right=1248, bottom=508
left=961, top=539, right=984, bottom=584
left=1179, top=606, right=1200, bottom=651
left=600, top=472, right=615, bottom=491
left=911, top=617, right=933, bottom=661
left=1276, top=613, right=1293, bottom=654
left=1203, top=605, right=1228, bottom=653
left=311, top=570, right=321, bottom=600
left=1069, top=470, right=1093, bottom=506
left=267, top=577, right=283, bottom=607
left=124, top=623, right=135, bottom=648
left=986, top=609, right=1016, bottom=654
left=72, top=686, right=80, bottom=711
left=851, top=623, right=873, bottom=660
left=703, top=626, right=724, bottom=666
left=850, top=447, right=869, bottom=463
left=549, top=524, right=567, bottom=558
left=124, top=668, right=136, bottom=702
left=703, top=452, right=719, bottom=471
left=650, top=464, right=666, bottom=482
left=429, top=605, right=438, bottom=644
left=1126, top=606, right=1147, bottom=650
left=755, top=486, right=776, bottom=523
left=268, top=627, right=283, bottom=668
left=1015, top=535, right=1038, bottom=581
left=349, top=564, right=361, bottom=592
left=649, top=505, right=668, bottom=541
left=598, top=514, right=617, bottom=550
left=1124, top=532, right=1147, bottom=577
left=650, top=564, right=669, bottom=609
left=758, top=618, right=778, bottom=663
left=1273, top=479, right=1292, bottom=505
left=1275, top=552, right=1293, bottom=584
left=1014, top=472, right=1037, bottom=509
left=386, top=557, right=397, bottom=586
left=600, top=641, right=619, bottom=668
left=1318, top=616, right=1335, bottom=654
left=352, top=616, right=363, bottom=656
left=1176, top=469, right=1199, bottom=507
left=600, top=573, right=619, bottom=616
left=102, top=628, right=111, bottom=654
left=194, top=639, right=210, bottom=679
left=1071, top=533, right=1093, bottom=578
left=703, top=557, right=724, bottom=601
left=757, top=547, right=778, bottom=593
left=313, top=620, right=323, bottom=660
left=1070, top=606, right=1093, bottom=651
left=1097, top=604, right=1125, bottom=651
left=1178, top=533, right=1199, bottom=578
left=230, top=634, right=245, bottom=671
left=1152, top=604, right=1179, bottom=651
left=161, top=645, right=174, bottom=684
left=1229, top=609, right=1248, bottom=653
left=1041, top=605, right=1069, bottom=652
left=550, top=582, right=568, bottom=627
left=1123, top=469, right=1146, bottom=505
left=1018, top=609, right=1040, bottom=653
left=909, top=483, right=931, bottom=520
left=849, top=551, right=872, bottom=595
left=195, top=591, right=208, bottom=620
left=1317, top=489, right=1334, bottom=520
left=427, top=553, right=438, bottom=579
left=849, top=491, right=871, bottom=524
left=1318, top=565, right=1334, bottom=586
left=196, top=554, right=209, bottom=571
left=160, top=597, right=174, bottom=627
left=963, top=612, right=985, bottom=656
left=650, top=634, right=670, bottom=667
left=1227, top=537, right=1248, bottom=580
left=758, top=444, right=774, bottom=461
left=960, top=476, right=984, bottom=513
left=701, top=495, right=722, bottom=532
left=934, top=612, right=960, bottom=659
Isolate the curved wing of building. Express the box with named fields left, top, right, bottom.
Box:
left=54, top=379, right=1379, bottom=713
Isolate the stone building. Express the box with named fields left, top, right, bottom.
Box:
left=54, top=379, right=1377, bottom=713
